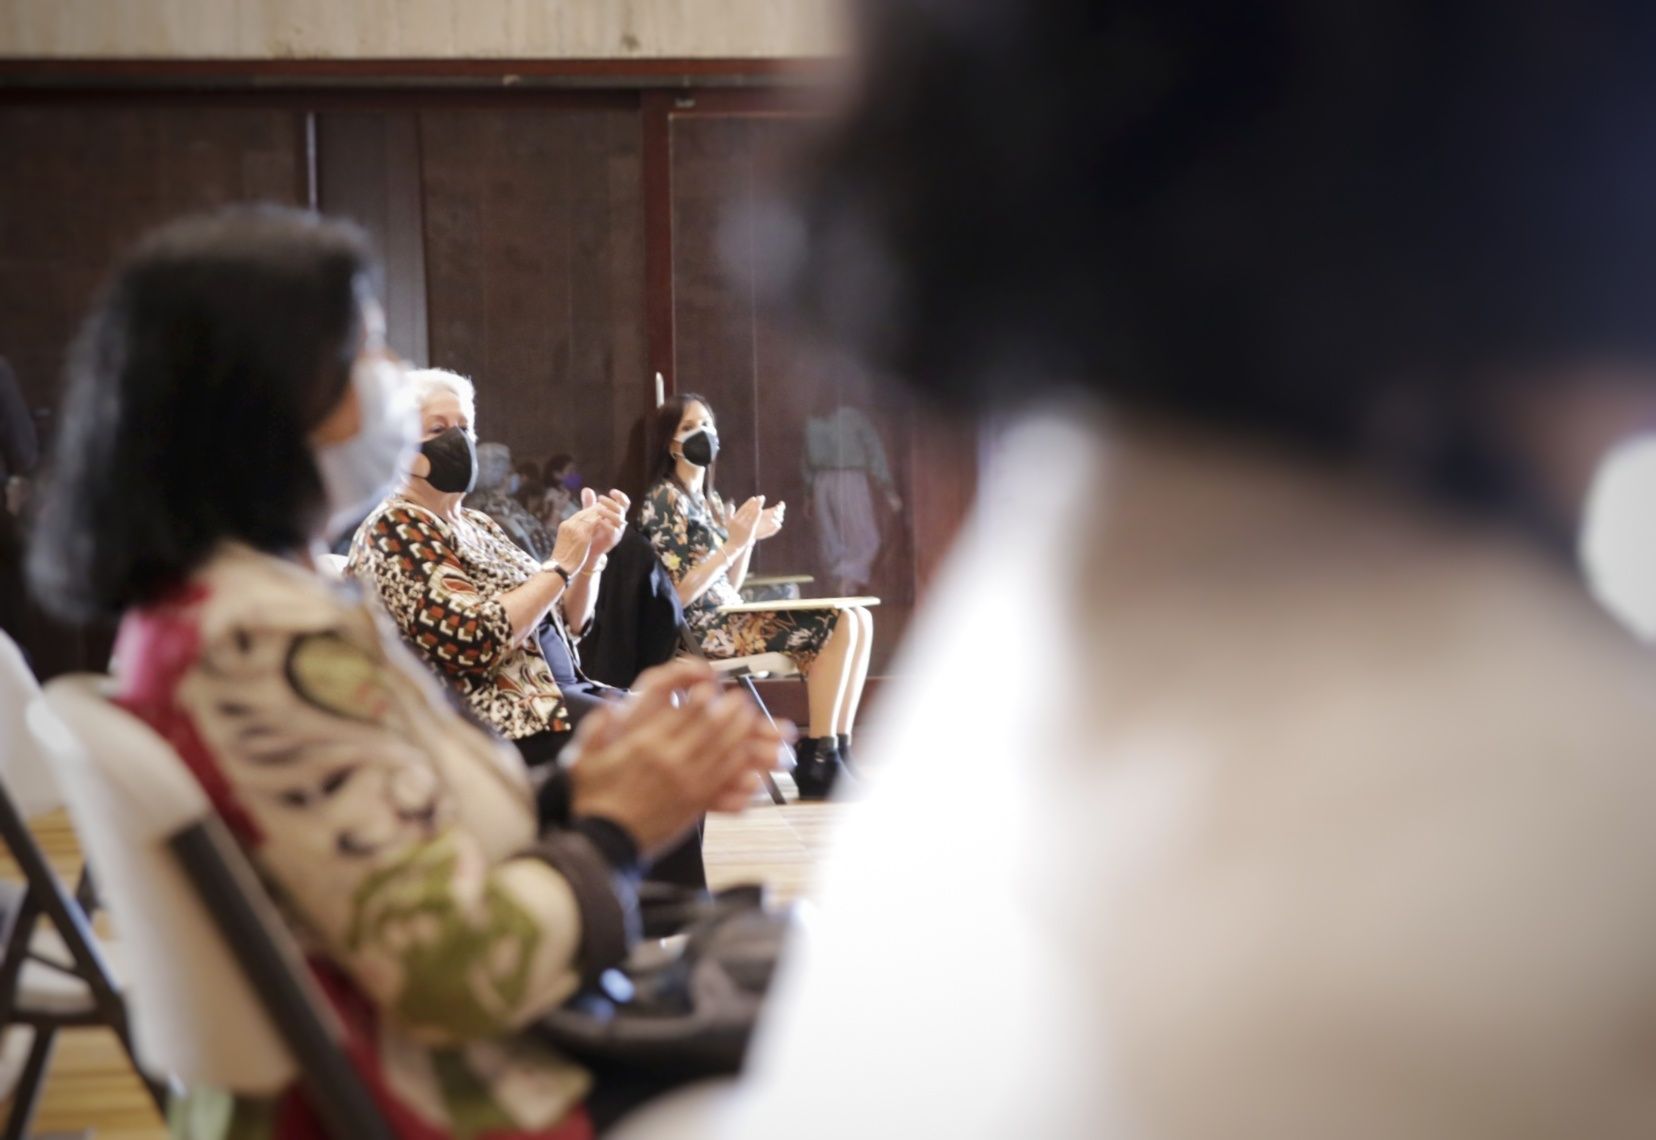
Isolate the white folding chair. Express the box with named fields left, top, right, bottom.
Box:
left=0, top=635, right=166, bottom=1137
left=37, top=675, right=393, bottom=1139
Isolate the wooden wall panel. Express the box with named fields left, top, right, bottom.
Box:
left=0, top=105, right=305, bottom=415
left=316, top=110, right=430, bottom=365
left=420, top=108, right=648, bottom=491
left=0, top=103, right=305, bottom=679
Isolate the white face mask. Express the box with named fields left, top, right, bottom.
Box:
left=314, top=356, right=418, bottom=540
left=1580, top=434, right=1656, bottom=640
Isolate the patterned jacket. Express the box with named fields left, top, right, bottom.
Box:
left=114, top=544, right=633, bottom=1139
left=347, top=497, right=573, bottom=741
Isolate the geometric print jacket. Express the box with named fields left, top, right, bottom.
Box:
left=348, top=497, right=575, bottom=741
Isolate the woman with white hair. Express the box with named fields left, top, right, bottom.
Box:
left=349, top=368, right=628, bottom=767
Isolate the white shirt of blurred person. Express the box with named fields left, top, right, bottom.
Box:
left=728, top=5, right=1656, bottom=1140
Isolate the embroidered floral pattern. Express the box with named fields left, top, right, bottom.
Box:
left=114, top=546, right=594, bottom=1139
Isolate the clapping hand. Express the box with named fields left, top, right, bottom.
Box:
left=548, top=489, right=627, bottom=572
left=727, top=495, right=766, bottom=548
left=756, top=500, right=785, bottom=540
left=565, top=659, right=792, bottom=850
left=579, top=487, right=630, bottom=563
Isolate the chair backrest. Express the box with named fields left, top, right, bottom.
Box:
left=0, top=631, right=65, bottom=819
left=34, top=675, right=297, bottom=1093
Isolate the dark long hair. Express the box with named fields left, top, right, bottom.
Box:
left=645, top=393, right=719, bottom=504
left=772, top=0, right=1656, bottom=520
left=28, top=205, right=374, bottom=620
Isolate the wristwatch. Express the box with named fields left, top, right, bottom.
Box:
left=549, top=563, right=573, bottom=587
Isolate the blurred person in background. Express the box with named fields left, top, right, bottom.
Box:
left=470, top=440, right=556, bottom=561
left=801, top=377, right=902, bottom=597
left=731, top=3, right=1656, bottom=1139
left=26, top=206, right=778, bottom=1137
left=513, top=455, right=547, bottom=517
left=0, top=357, right=37, bottom=489
left=0, top=357, right=39, bottom=635
left=541, top=452, right=582, bottom=532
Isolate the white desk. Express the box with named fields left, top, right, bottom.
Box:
left=715, top=596, right=880, bottom=615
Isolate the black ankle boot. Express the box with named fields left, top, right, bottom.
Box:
left=792, top=737, right=844, bottom=801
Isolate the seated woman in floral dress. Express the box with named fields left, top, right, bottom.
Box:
left=639, top=394, right=874, bottom=799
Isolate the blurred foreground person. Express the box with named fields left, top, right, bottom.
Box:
left=28, top=206, right=779, bottom=1138
left=734, top=4, right=1656, bottom=1139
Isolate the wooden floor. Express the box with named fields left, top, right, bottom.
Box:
left=0, top=785, right=843, bottom=1138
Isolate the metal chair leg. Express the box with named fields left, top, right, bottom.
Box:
left=2, top=1025, right=55, bottom=1140
left=736, top=676, right=790, bottom=805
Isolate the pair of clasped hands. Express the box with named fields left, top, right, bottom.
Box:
left=545, top=486, right=631, bottom=574
left=724, top=495, right=785, bottom=549
left=564, top=659, right=789, bottom=852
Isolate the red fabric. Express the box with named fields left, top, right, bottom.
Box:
left=113, top=584, right=264, bottom=845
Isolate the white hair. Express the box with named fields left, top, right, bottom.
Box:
left=408, top=367, right=477, bottom=433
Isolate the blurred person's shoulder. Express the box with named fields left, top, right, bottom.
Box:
left=192, top=541, right=375, bottom=649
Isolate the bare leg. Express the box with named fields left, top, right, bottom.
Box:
left=836, top=607, right=875, bottom=735
left=805, top=610, right=858, bottom=738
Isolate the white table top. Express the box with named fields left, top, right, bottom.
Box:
left=716, top=596, right=881, bottom=614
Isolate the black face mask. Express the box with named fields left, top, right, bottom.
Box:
left=419, top=427, right=477, bottom=494
left=679, top=429, right=719, bottom=468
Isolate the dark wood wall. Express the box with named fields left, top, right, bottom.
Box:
left=0, top=83, right=975, bottom=679
left=420, top=107, right=647, bottom=488
left=0, top=105, right=306, bottom=414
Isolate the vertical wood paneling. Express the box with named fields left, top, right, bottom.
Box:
left=0, top=104, right=305, bottom=679
left=316, top=110, right=430, bottom=364
left=0, top=106, right=305, bottom=414
left=420, top=108, right=647, bottom=491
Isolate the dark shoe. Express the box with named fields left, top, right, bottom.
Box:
left=791, top=737, right=844, bottom=801
left=836, top=733, right=854, bottom=773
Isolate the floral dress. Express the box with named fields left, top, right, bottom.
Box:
left=114, top=543, right=632, bottom=1139
left=639, top=479, right=836, bottom=671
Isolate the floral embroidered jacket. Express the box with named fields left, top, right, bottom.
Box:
left=113, top=544, right=633, bottom=1139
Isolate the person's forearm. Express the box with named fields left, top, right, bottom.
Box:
left=560, top=555, right=603, bottom=634
left=499, top=568, right=569, bottom=643
left=675, top=540, right=748, bottom=608
left=727, top=542, right=755, bottom=593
